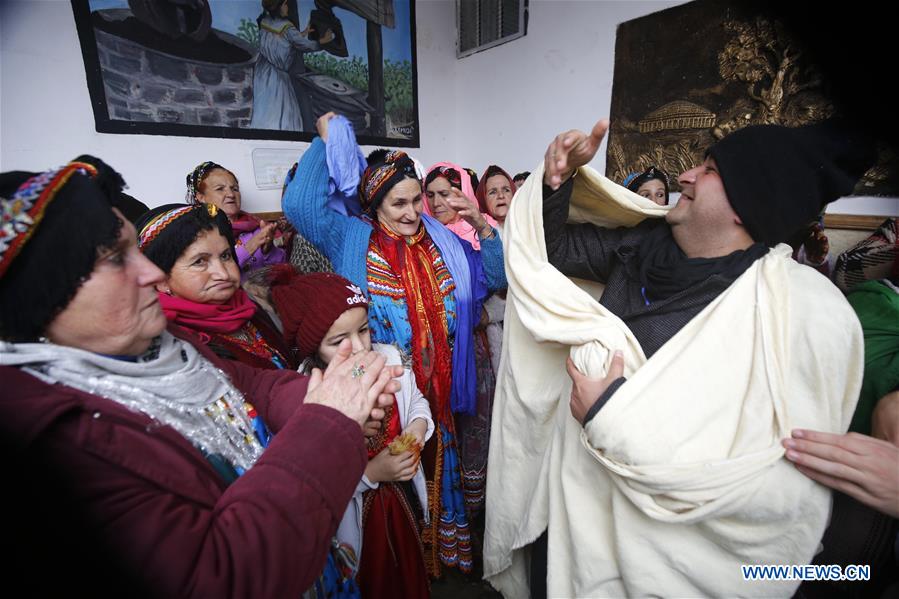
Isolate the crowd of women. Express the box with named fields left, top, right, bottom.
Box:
left=1, top=108, right=897, bottom=599
left=0, top=108, right=524, bottom=598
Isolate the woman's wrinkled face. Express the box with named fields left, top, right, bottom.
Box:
left=636, top=179, right=667, bottom=206
left=162, top=229, right=241, bottom=305
left=316, top=307, right=371, bottom=365
left=197, top=168, right=241, bottom=219
left=375, top=177, right=423, bottom=237
left=484, top=174, right=514, bottom=222
left=45, top=209, right=168, bottom=356
left=425, top=176, right=459, bottom=225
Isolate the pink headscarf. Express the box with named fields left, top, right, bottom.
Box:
left=422, top=161, right=498, bottom=250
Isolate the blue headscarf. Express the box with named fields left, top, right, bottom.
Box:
left=421, top=213, right=488, bottom=415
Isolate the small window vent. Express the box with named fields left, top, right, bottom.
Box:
left=457, top=0, right=528, bottom=58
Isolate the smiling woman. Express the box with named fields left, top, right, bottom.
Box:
left=283, top=112, right=508, bottom=579
left=186, top=161, right=291, bottom=277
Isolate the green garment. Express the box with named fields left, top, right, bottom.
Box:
left=846, top=280, right=899, bottom=434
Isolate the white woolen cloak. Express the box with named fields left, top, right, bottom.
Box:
left=483, top=164, right=863, bottom=598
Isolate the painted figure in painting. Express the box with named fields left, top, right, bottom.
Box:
left=250, top=0, right=334, bottom=131
left=76, top=0, right=419, bottom=143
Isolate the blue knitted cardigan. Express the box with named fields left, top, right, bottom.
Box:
left=283, top=138, right=507, bottom=414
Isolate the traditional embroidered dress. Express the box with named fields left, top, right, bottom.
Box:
left=456, top=327, right=496, bottom=516
left=367, top=222, right=472, bottom=576
left=426, top=162, right=504, bottom=524
left=357, top=382, right=430, bottom=598
left=283, top=138, right=508, bottom=578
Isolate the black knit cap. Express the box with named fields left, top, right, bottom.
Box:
left=0, top=160, right=124, bottom=342
left=708, top=118, right=877, bottom=246
left=134, top=203, right=235, bottom=275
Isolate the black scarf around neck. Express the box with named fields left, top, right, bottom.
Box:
left=638, top=225, right=769, bottom=302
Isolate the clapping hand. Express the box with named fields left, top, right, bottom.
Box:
left=304, top=339, right=402, bottom=430
left=248, top=221, right=278, bottom=254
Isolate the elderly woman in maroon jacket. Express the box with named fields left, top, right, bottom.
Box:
left=0, top=158, right=400, bottom=598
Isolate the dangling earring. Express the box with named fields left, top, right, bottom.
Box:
left=164, top=288, right=173, bottom=296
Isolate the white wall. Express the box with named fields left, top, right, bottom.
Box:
left=451, top=0, right=682, bottom=175
left=2, top=0, right=897, bottom=216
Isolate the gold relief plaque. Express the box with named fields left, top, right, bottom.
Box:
left=608, top=1, right=895, bottom=196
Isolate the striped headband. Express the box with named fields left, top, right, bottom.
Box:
left=359, top=151, right=419, bottom=213
left=138, top=203, right=219, bottom=248
left=0, top=161, right=98, bottom=278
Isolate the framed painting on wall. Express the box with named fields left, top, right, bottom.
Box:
left=607, top=0, right=897, bottom=200
left=71, top=0, right=420, bottom=146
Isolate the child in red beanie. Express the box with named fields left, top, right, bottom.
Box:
left=270, top=267, right=433, bottom=598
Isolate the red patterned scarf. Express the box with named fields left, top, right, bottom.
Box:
left=373, top=223, right=454, bottom=424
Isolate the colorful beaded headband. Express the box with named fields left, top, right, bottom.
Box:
left=360, top=151, right=419, bottom=211
left=0, top=161, right=98, bottom=278
left=138, top=203, right=219, bottom=249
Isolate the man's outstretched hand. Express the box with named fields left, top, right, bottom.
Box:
left=543, top=119, right=609, bottom=190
